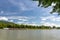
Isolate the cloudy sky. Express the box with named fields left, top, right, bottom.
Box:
left=0, top=0, right=60, bottom=27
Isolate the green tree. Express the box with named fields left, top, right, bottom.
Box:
left=33, top=0, right=60, bottom=15
left=53, top=26, right=56, bottom=29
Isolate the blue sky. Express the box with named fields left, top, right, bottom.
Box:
left=0, top=0, right=60, bottom=27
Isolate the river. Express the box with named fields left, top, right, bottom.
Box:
left=0, top=29, right=60, bottom=40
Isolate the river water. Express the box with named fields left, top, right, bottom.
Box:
left=0, top=29, right=60, bottom=40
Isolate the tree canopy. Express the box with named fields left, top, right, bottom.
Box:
left=0, top=20, right=60, bottom=29
left=33, top=0, right=60, bottom=15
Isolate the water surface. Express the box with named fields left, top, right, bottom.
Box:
left=0, top=29, right=60, bottom=40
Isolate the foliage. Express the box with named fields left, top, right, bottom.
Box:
left=0, top=21, right=60, bottom=29
left=33, top=0, right=60, bottom=14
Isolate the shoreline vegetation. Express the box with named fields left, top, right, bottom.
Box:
left=0, top=21, right=60, bottom=29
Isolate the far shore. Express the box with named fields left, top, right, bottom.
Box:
left=1, top=28, right=59, bottom=30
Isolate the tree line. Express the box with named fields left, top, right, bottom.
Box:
left=0, top=21, right=60, bottom=29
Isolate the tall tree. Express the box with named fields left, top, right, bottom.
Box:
left=33, top=0, right=60, bottom=15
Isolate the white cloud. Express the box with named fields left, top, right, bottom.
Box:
left=41, top=21, right=60, bottom=27
left=9, top=20, right=14, bottom=22
left=0, top=17, right=8, bottom=21
left=18, top=19, right=28, bottom=21
left=41, top=18, right=47, bottom=21
left=17, top=21, right=39, bottom=26
left=19, top=2, right=30, bottom=11
left=16, top=22, right=24, bottom=24
left=0, top=16, right=36, bottom=22
left=6, top=16, right=29, bottom=19
left=0, top=12, right=19, bottom=15
left=40, top=16, right=60, bottom=22
left=6, top=16, right=35, bottom=20
left=8, top=0, right=38, bottom=11
left=0, top=16, right=29, bottom=22
left=8, top=0, right=28, bottom=11
left=16, top=22, right=37, bottom=25
left=26, top=23, right=38, bottom=26
left=40, top=16, right=53, bottom=21
left=40, top=15, right=60, bottom=27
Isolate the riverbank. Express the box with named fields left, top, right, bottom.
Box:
left=2, top=28, right=59, bottom=30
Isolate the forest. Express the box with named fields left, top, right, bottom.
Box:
left=0, top=20, right=60, bottom=29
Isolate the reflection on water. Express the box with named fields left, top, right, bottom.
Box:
left=0, top=29, right=60, bottom=40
